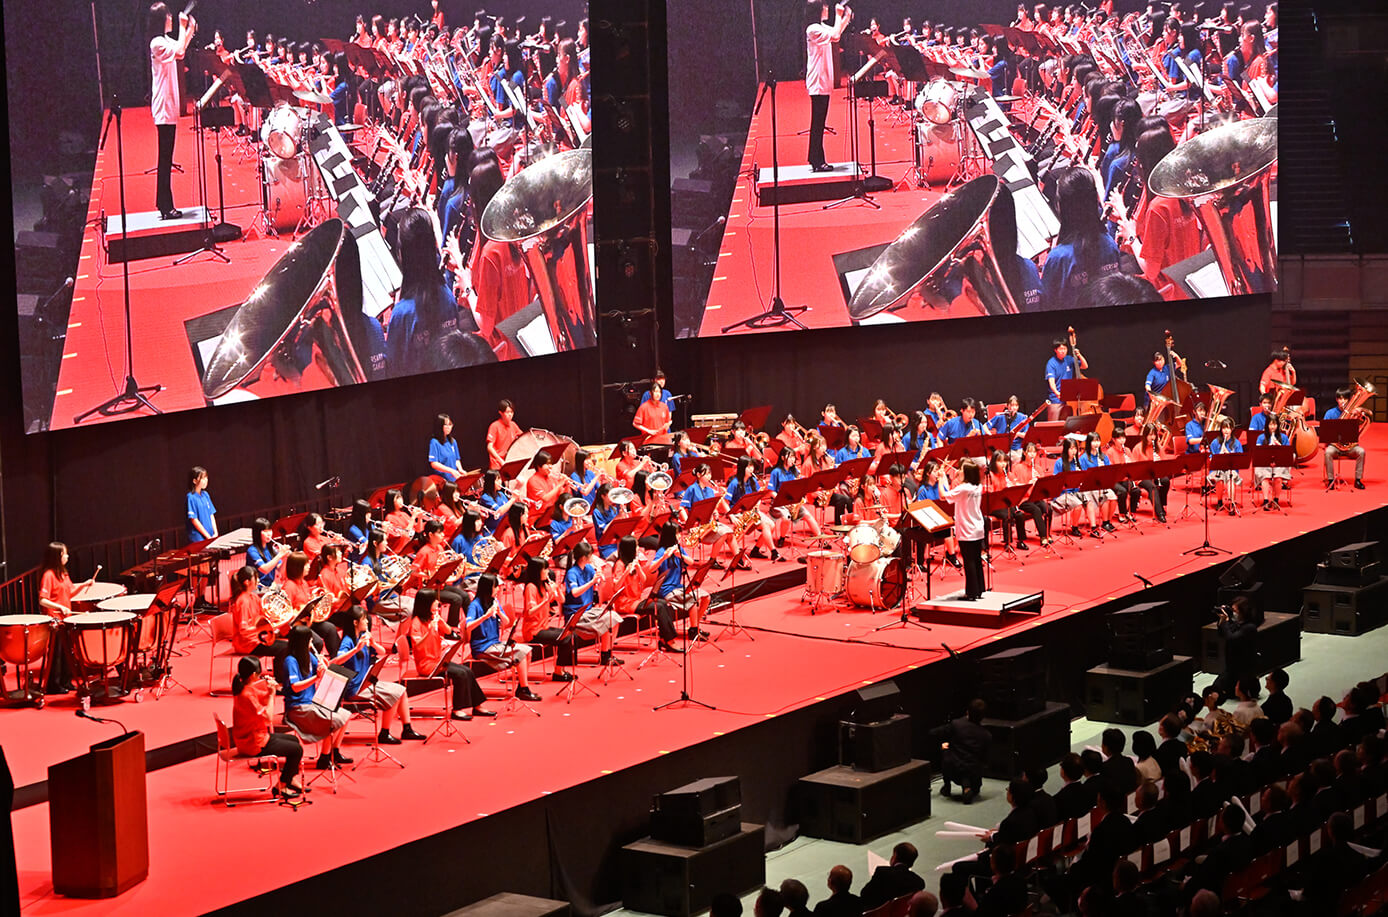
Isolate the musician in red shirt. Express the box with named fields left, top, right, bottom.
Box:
left=486, top=399, right=523, bottom=469
left=39, top=541, right=94, bottom=693
left=231, top=656, right=303, bottom=799
left=412, top=521, right=468, bottom=626
left=615, top=439, right=653, bottom=487
left=230, top=566, right=286, bottom=658
left=632, top=380, right=673, bottom=445
left=469, top=160, right=532, bottom=356
left=298, top=513, right=330, bottom=560
left=1259, top=348, right=1296, bottom=395
left=774, top=415, right=810, bottom=462
left=525, top=450, right=571, bottom=523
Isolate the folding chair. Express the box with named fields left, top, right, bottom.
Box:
left=212, top=714, right=307, bottom=808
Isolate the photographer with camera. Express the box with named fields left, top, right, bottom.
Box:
left=1210, top=596, right=1258, bottom=702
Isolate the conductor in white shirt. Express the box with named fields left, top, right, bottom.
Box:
left=147, top=2, right=196, bottom=219
left=805, top=1, right=851, bottom=172
left=942, top=461, right=987, bottom=600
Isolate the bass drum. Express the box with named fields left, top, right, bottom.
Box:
left=915, top=79, right=961, bottom=124
left=845, top=557, right=905, bottom=609
left=918, top=121, right=960, bottom=187
left=261, top=103, right=305, bottom=159
left=263, top=155, right=312, bottom=233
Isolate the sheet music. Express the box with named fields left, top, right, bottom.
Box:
left=313, top=666, right=350, bottom=709
left=1185, top=260, right=1230, bottom=298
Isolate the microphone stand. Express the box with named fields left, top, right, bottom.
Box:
left=74, top=97, right=165, bottom=424
left=654, top=546, right=716, bottom=712
left=722, top=67, right=809, bottom=333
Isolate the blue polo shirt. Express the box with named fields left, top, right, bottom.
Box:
left=939, top=416, right=983, bottom=443
left=1210, top=436, right=1242, bottom=455
left=283, top=654, right=320, bottom=707
left=987, top=412, right=1027, bottom=451
left=246, top=544, right=279, bottom=588
left=592, top=503, right=621, bottom=558
left=768, top=465, right=799, bottom=492
left=834, top=445, right=871, bottom=464
left=466, top=597, right=501, bottom=654
left=338, top=634, right=374, bottom=697
left=563, top=562, right=597, bottom=619
left=186, top=490, right=216, bottom=542
left=1145, top=368, right=1170, bottom=400
left=1248, top=411, right=1270, bottom=433
left=1184, top=420, right=1206, bottom=452
left=1045, top=355, right=1076, bottom=404
left=428, top=437, right=462, bottom=481
left=1053, top=457, right=1080, bottom=494
left=681, top=481, right=720, bottom=511
left=655, top=547, right=685, bottom=598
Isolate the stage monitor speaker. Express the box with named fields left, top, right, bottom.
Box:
left=1301, top=578, right=1388, bottom=636
left=1085, top=657, right=1195, bottom=725
left=650, top=805, right=742, bottom=848
left=1330, top=541, right=1379, bottom=570
left=797, top=760, right=931, bottom=844
left=1108, top=603, right=1172, bottom=670
left=1316, top=560, right=1382, bottom=588
left=622, top=824, right=765, bottom=917
left=838, top=713, right=912, bottom=772
left=652, top=776, right=741, bottom=819
left=444, top=893, right=571, bottom=917
left=978, top=646, right=1046, bottom=719
left=847, top=680, right=901, bottom=724
left=1218, top=556, right=1257, bottom=589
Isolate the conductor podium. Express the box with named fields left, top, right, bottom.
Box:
left=48, top=731, right=148, bottom=898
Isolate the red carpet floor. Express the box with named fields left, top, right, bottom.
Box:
left=699, top=82, right=956, bottom=337
left=54, top=107, right=337, bottom=430
left=8, top=431, right=1385, bottom=914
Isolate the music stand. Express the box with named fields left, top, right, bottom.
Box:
left=1319, top=419, right=1361, bottom=490
left=598, top=514, right=644, bottom=549
left=871, top=496, right=949, bottom=627
left=709, top=533, right=751, bottom=643
left=654, top=550, right=720, bottom=712
left=1023, top=421, right=1069, bottom=453
left=875, top=450, right=918, bottom=475
left=423, top=639, right=472, bottom=743
left=1184, top=452, right=1244, bottom=557
left=818, top=424, right=848, bottom=451
left=982, top=483, right=1034, bottom=566
left=771, top=478, right=816, bottom=559
left=1248, top=444, right=1294, bottom=513
left=1112, top=459, right=1154, bottom=531
left=838, top=456, right=874, bottom=481
left=858, top=417, right=886, bottom=447
left=1030, top=470, right=1085, bottom=549
left=552, top=610, right=599, bottom=703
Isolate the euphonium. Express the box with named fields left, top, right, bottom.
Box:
left=848, top=176, right=1023, bottom=320
left=1148, top=118, right=1278, bottom=296
left=1341, top=378, right=1376, bottom=446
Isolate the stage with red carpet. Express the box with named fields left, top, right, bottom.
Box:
left=8, top=430, right=1387, bottom=915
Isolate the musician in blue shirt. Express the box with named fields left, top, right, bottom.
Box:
left=1184, top=402, right=1208, bottom=454
left=477, top=471, right=516, bottom=535
left=1253, top=414, right=1292, bottom=509
left=726, top=456, right=779, bottom=562
left=1045, top=339, right=1087, bottom=420
left=1322, top=386, right=1367, bottom=488
left=906, top=412, right=940, bottom=459
left=428, top=413, right=465, bottom=482
left=570, top=449, right=602, bottom=500
left=246, top=517, right=289, bottom=588
left=1248, top=392, right=1274, bottom=434
left=466, top=573, right=541, bottom=701
left=1208, top=416, right=1243, bottom=513
left=987, top=395, right=1028, bottom=457
left=1040, top=168, right=1123, bottom=311
left=590, top=485, right=623, bottom=559
left=834, top=426, right=872, bottom=465
left=1078, top=433, right=1119, bottom=533
left=669, top=432, right=701, bottom=480
left=939, top=399, right=985, bottom=443
left=546, top=542, right=600, bottom=681
left=1144, top=353, right=1170, bottom=407
left=652, top=522, right=709, bottom=647
left=335, top=607, right=423, bottom=743
left=1051, top=437, right=1089, bottom=535
left=186, top=466, right=217, bottom=543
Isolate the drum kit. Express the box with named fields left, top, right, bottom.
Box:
left=257, top=98, right=332, bottom=236
left=906, top=75, right=985, bottom=189
left=803, top=520, right=908, bottom=613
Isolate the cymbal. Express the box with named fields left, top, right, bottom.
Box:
left=336, top=122, right=365, bottom=133
left=294, top=89, right=332, bottom=106
left=993, top=95, right=1022, bottom=103
left=950, top=66, right=989, bottom=80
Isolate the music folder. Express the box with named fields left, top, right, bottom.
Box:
left=818, top=424, right=848, bottom=450
left=904, top=499, right=953, bottom=533
left=313, top=664, right=356, bottom=711
left=728, top=489, right=768, bottom=516
left=685, top=495, right=723, bottom=529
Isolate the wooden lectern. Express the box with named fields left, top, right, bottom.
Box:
left=48, top=731, right=148, bottom=898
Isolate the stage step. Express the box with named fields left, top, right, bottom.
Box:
left=755, top=162, right=861, bottom=206
left=912, top=589, right=1044, bottom=627
left=103, top=206, right=211, bottom=262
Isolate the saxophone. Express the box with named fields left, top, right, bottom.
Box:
left=731, top=507, right=761, bottom=540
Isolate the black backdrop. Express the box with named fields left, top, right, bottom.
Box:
left=0, top=0, right=1273, bottom=578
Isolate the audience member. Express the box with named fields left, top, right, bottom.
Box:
left=860, top=842, right=925, bottom=909
left=1101, top=728, right=1139, bottom=794
left=711, top=892, right=743, bottom=917
left=1131, top=730, right=1161, bottom=786
left=1025, top=766, right=1059, bottom=827
left=780, top=879, right=811, bottom=917
left=1231, top=674, right=1262, bottom=727
left=813, top=865, right=862, bottom=917
left=1260, top=668, right=1292, bottom=724
left=906, top=890, right=938, bottom=917
left=1054, top=752, right=1096, bottom=819
left=755, top=887, right=786, bottom=917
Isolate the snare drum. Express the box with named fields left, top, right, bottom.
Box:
left=0, top=614, right=54, bottom=704
left=846, top=523, right=885, bottom=564
left=845, top=557, right=906, bottom=609
left=66, top=610, right=137, bottom=702
left=806, top=551, right=848, bottom=596
left=918, top=121, right=961, bottom=186
left=916, top=79, right=961, bottom=124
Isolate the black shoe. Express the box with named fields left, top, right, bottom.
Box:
left=1227, top=505, right=1237, bottom=516
left=1262, top=500, right=1271, bottom=510
left=1282, top=481, right=1291, bottom=490
left=939, top=783, right=953, bottom=798
left=272, top=783, right=301, bottom=799
left=551, top=671, right=576, bottom=683
left=472, top=707, right=497, bottom=717
left=400, top=726, right=426, bottom=741
left=687, top=628, right=709, bottom=641
left=1271, top=499, right=1280, bottom=509
left=811, top=163, right=834, bottom=172
left=1156, top=513, right=1168, bottom=524
left=770, top=549, right=783, bottom=562
left=159, top=208, right=184, bottom=220
left=946, top=553, right=962, bottom=569
left=1016, top=540, right=1030, bottom=551
left=749, top=546, right=766, bottom=559
left=797, top=555, right=808, bottom=564
left=1089, top=527, right=1102, bottom=538
left=1102, top=521, right=1116, bottom=533
left=378, top=730, right=402, bottom=745
left=315, top=754, right=332, bottom=770
left=659, top=641, right=685, bottom=654
left=1069, top=526, right=1082, bottom=538
left=960, top=789, right=978, bottom=804
left=710, top=559, right=725, bottom=570
left=1214, top=499, right=1224, bottom=510
left=736, top=558, right=753, bottom=571
left=516, top=687, right=542, bottom=702
left=451, top=710, right=473, bottom=721
left=1356, top=479, right=1366, bottom=490
left=332, top=749, right=353, bottom=765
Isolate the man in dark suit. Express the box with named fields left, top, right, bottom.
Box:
left=1249, top=784, right=1295, bottom=854
left=1185, top=805, right=1252, bottom=899
left=931, top=699, right=992, bottom=804
left=813, top=865, right=863, bottom=917
left=756, top=887, right=786, bottom=917
left=1101, top=728, right=1140, bottom=795
left=1213, top=732, right=1255, bottom=798
left=1154, top=713, right=1188, bottom=777
left=1296, top=812, right=1370, bottom=911
left=937, top=874, right=969, bottom=917
left=1065, top=785, right=1138, bottom=900
left=1025, top=766, right=1059, bottom=828
left=973, top=843, right=1026, bottom=917
left=1247, top=716, right=1282, bottom=787
left=954, top=779, right=1037, bottom=880
left=1131, top=780, right=1167, bottom=845
left=1188, top=751, right=1225, bottom=819
left=1277, top=721, right=1310, bottom=778
left=859, top=843, right=925, bottom=911
left=1309, top=695, right=1343, bottom=759
left=1339, top=685, right=1386, bottom=749
left=1260, top=668, right=1292, bottom=724
left=1054, top=752, right=1096, bottom=821
left=1360, top=734, right=1388, bottom=798
left=780, top=880, right=812, bottom=917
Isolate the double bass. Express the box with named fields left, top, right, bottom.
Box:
left=1161, top=329, right=1195, bottom=408
left=1063, top=326, right=1114, bottom=444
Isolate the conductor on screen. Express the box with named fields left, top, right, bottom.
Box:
left=804, top=0, right=851, bottom=173
left=147, top=2, right=197, bottom=220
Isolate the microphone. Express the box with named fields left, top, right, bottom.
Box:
left=1204, top=360, right=1227, bottom=370
left=142, top=537, right=162, bottom=552
left=1133, top=572, right=1154, bottom=588
left=76, top=708, right=131, bottom=735
left=315, top=475, right=341, bottom=490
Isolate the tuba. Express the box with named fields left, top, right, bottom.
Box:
left=480, top=148, right=595, bottom=353
left=1148, top=117, right=1278, bottom=297
left=201, top=219, right=371, bottom=401
left=1342, top=378, right=1376, bottom=446
left=848, top=175, right=1022, bottom=321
